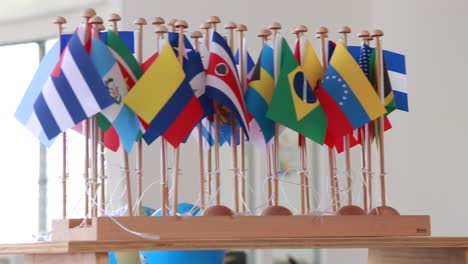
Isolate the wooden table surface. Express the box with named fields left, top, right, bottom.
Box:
left=2, top=237, right=468, bottom=255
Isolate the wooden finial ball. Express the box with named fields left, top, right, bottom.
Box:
left=316, top=26, right=328, bottom=34
left=108, top=13, right=121, bottom=22
left=200, top=22, right=211, bottom=30
left=191, top=31, right=203, bottom=39
left=296, top=25, right=308, bottom=33
left=369, top=206, right=399, bottom=216
left=97, top=24, right=106, bottom=31
left=257, top=29, right=272, bottom=38
left=175, top=20, right=188, bottom=29
left=152, top=16, right=165, bottom=25
left=207, top=16, right=221, bottom=24
left=269, top=21, right=282, bottom=30
left=89, top=15, right=103, bottom=25
left=372, top=29, right=384, bottom=37
left=81, top=8, right=96, bottom=19
left=339, top=26, right=352, bottom=34
left=167, top=18, right=177, bottom=26
left=291, top=29, right=299, bottom=35
left=236, top=24, right=248, bottom=32
left=155, top=25, right=169, bottom=34
left=224, top=21, right=237, bottom=29
left=53, top=16, right=67, bottom=25
left=260, top=206, right=293, bottom=216
left=133, top=18, right=147, bottom=26
left=202, top=205, right=234, bottom=216
left=358, top=30, right=370, bottom=38
left=336, top=205, right=366, bottom=216
left=315, top=33, right=328, bottom=39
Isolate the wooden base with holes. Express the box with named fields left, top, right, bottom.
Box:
left=50, top=215, right=430, bottom=241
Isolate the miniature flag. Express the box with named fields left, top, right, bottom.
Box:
left=152, top=33, right=203, bottom=147
left=33, top=32, right=114, bottom=140
left=206, top=31, right=249, bottom=138
left=105, top=30, right=145, bottom=148
left=90, top=36, right=140, bottom=153
left=15, top=41, right=60, bottom=146
left=383, top=50, right=408, bottom=111
left=317, top=43, right=386, bottom=140
left=267, top=38, right=327, bottom=144
left=245, top=44, right=275, bottom=142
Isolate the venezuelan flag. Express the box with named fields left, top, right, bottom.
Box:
left=318, top=43, right=386, bottom=139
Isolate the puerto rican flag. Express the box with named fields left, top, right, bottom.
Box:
left=205, top=31, right=249, bottom=138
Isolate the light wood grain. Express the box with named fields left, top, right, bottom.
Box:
left=24, top=253, right=108, bottom=264
left=4, top=237, right=468, bottom=255
left=49, top=215, right=430, bottom=241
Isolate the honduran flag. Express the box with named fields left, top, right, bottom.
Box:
left=32, top=32, right=114, bottom=140
left=206, top=31, right=249, bottom=138
left=384, top=50, right=408, bottom=111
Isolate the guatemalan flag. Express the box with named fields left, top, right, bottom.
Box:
left=32, top=32, right=114, bottom=140
left=206, top=31, right=249, bottom=138
left=90, top=36, right=141, bottom=153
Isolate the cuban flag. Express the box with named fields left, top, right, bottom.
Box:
left=206, top=31, right=249, bottom=138
left=32, top=32, right=114, bottom=140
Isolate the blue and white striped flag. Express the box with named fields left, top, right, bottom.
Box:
left=15, top=41, right=60, bottom=146
left=32, top=32, right=114, bottom=140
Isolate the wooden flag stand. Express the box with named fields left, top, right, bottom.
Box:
left=1, top=9, right=448, bottom=264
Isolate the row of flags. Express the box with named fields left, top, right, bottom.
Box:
left=15, top=23, right=408, bottom=154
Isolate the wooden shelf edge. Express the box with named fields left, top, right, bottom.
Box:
left=3, top=237, right=468, bottom=255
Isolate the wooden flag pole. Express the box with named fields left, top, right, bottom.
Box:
left=224, top=21, right=240, bottom=213
left=202, top=16, right=234, bottom=216
left=236, top=24, right=248, bottom=213
left=294, top=25, right=311, bottom=214
left=200, top=22, right=212, bottom=201
left=357, top=30, right=371, bottom=214
left=134, top=18, right=147, bottom=216
left=153, top=25, right=170, bottom=216
left=53, top=16, right=67, bottom=219
left=258, top=29, right=292, bottom=216
left=257, top=29, right=273, bottom=207
left=369, top=30, right=399, bottom=215
left=316, top=26, right=340, bottom=212
left=108, top=14, right=134, bottom=217
left=171, top=20, right=189, bottom=216
left=191, top=30, right=206, bottom=211
left=89, top=15, right=104, bottom=218
left=167, top=18, right=177, bottom=32
left=363, top=34, right=375, bottom=211
left=336, top=26, right=365, bottom=215
left=80, top=8, right=95, bottom=219
left=268, top=23, right=281, bottom=210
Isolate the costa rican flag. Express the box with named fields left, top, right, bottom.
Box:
left=32, top=32, right=114, bottom=140
left=205, top=31, right=249, bottom=138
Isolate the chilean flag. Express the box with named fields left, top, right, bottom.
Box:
left=205, top=31, right=249, bottom=139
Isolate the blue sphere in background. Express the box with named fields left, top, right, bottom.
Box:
left=108, top=205, right=156, bottom=264
left=139, top=203, right=225, bottom=264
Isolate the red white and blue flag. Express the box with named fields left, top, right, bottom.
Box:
left=32, top=32, right=114, bottom=140
left=206, top=31, right=249, bottom=138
